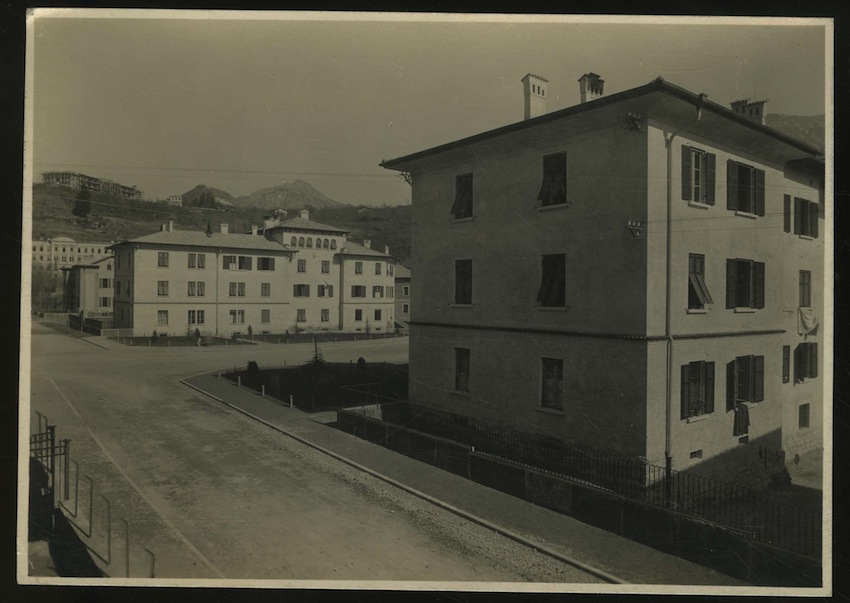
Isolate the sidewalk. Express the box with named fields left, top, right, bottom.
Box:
left=182, top=372, right=747, bottom=587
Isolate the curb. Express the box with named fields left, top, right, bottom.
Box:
left=79, top=338, right=112, bottom=350
left=179, top=377, right=625, bottom=585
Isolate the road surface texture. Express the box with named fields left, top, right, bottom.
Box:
left=24, top=320, right=746, bottom=587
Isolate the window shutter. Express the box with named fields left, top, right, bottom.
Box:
left=726, top=361, right=736, bottom=412
left=753, top=355, right=764, bottom=402
left=754, top=169, right=765, bottom=216
left=810, top=343, right=818, bottom=378
left=784, top=195, right=792, bottom=233
left=726, top=259, right=737, bottom=309
left=794, top=345, right=802, bottom=383
left=782, top=345, right=790, bottom=383
left=753, top=261, right=765, bottom=309
left=705, top=153, right=716, bottom=205
left=727, top=160, right=738, bottom=210
left=681, top=364, right=690, bottom=420
left=682, top=147, right=692, bottom=201
left=810, top=203, right=819, bottom=238
left=704, top=361, right=715, bottom=413
left=794, top=198, right=803, bottom=234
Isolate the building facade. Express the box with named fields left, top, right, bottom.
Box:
left=32, top=237, right=113, bottom=275
left=381, top=74, right=825, bottom=479
left=42, top=171, right=143, bottom=200
left=62, top=256, right=115, bottom=316
left=395, top=264, right=411, bottom=330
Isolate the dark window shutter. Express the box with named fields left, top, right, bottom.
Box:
left=784, top=195, right=792, bottom=233
left=681, top=364, right=690, bottom=420
left=727, top=160, right=738, bottom=210
left=810, top=343, right=818, bottom=378
left=726, top=259, right=737, bottom=309
left=794, top=345, right=802, bottom=383
left=726, top=361, right=736, bottom=412
left=704, top=361, right=715, bottom=413
left=794, top=197, right=803, bottom=234
left=753, top=261, right=765, bottom=309
left=682, top=147, right=692, bottom=200
left=810, top=203, right=819, bottom=238
left=754, top=169, right=765, bottom=216
left=705, top=153, right=716, bottom=205
left=782, top=345, right=790, bottom=383
left=753, top=355, right=764, bottom=402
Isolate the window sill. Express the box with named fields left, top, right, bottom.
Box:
left=686, top=308, right=708, bottom=314
left=536, top=203, right=568, bottom=212
left=734, top=210, right=759, bottom=220
left=687, top=201, right=712, bottom=210
left=450, top=303, right=473, bottom=309
left=537, top=306, right=568, bottom=312
left=798, top=235, right=814, bottom=241
left=733, top=307, right=757, bottom=313
left=451, top=389, right=471, bottom=398
left=537, top=406, right=565, bottom=416
left=450, top=216, right=475, bottom=223
left=686, top=414, right=710, bottom=424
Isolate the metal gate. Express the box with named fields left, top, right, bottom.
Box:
left=30, top=411, right=71, bottom=506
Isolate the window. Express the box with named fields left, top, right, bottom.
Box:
left=798, top=403, right=811, bottom=429
left=261, top=283, right=271, bottom=297
left=795, top=342, right=818, bottom=383
left=782, top=345, right=791, bottom=383
left=107, top=264, right=112, bottom=271
left=318, top=284, right=334, bottom=298
left=791, top=198, right=819, bottom=238
left=375, top=263, right=382, bottom=275
left=258, top=257, right=275, bottom=271
left=298, top=259, right=307, bottom=273
left=291, top=236, right=297, bottom=247
left=157, top=252, right=169, bottom=267
left=237, top=256, right=252, bottom=270
left=351, top=285, right=366, bottom=298
left=373, top=286, right=384, bottom=298
left=355, top=309, right=363, bottom=321
left=157, top=281, right=169, bottom=296
left=197, top=281, right=205, bottom=297
left=223, top=255, right=237, bottom=270
left=293, top=284, right=310, bottom=297
left=229, top=310, right=245, bottom=324
left=297, top=309, right=306, bottom=323
left=688, top=254, right=713, bottom=309
left=726, top=259, right=765, bottom=309
left=454, top=348, right=471, bottom=392
left=229, top=282, right=237, bottom=297
left=454, top=259, right=472, bottom=304
left=188, top=281, right=196, bottom=296
left=188, top=253, right=196, bottom=268
left=197, top=254, right=206, bottom=269
left=680, top=361, right=715, bottom=419
left=307, top=238, right=313, bottom=248
left=537, top=254, right=566, bottom=307
left=261, top=309, right=270, bottom=324
left=321, top=309, right=329, bottom=322
left=538, top=151, right=567, bottom=207
left=403, top=286, right=409, bottom=296
left=100, top=278, right=110, bottom=288
left=157, top=310, right=168, bottom=325
left=298, top=237, right=305, bottom=247
left=726, top=160, right=765, bottom=215
left=403, top=303, right=409, bottom=313
left=541, top=357, right=565, bottom=411
left=188, top=310, right=205, bottom=325
left=330, top=240, right=337, bottom=250
left=726, top=355, right=764, bottom=410
left=451, top=173, right=474, bottom=219
left=355, top=261, right=363, bottom=274
left=375, top=309, right=382, bottom=321
left=681, top=147, right=716, bottom=204
left=321, top=260, right=330, bottom=274
left=389, top=264, right=394, bottom=276
left=388, top=286, right=394, bottom=297
left=99, top=297, right=111, bottom=308
left=799, top=270, right=811, bottom=308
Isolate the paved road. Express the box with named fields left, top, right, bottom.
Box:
left=25, top=322, right=604, bottom=583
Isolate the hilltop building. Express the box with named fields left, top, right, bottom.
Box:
left=42, top=171, right=143, bottom=200
left=381, top=73, right=825, bottom=479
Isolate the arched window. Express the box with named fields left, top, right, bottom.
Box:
left=330, top=240, right=337, bottom=250
left=291, top=236, right=297, bottom=246
left=323, top=239, right=329, bottom=249
left=299, top=237, right=305, bottom=247
left=307, top=238, right=313, bottom=248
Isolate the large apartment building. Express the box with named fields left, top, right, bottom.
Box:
left=381, top=73, right=825, bottom=479
left=32, top=236, right=113, bottom=275
left=42, top=171, right=143, bottom=200
left=109, top=211, right=397, bottom=337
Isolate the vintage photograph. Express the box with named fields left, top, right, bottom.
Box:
left=20, top=10, right=832, bottom=594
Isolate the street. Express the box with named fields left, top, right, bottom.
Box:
left=25, top=322, right=604, bottom=583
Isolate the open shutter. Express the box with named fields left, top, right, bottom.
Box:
left=784, top=195, right=791, bottom=233
left=726, top=259, right=737, bottom=308
left=682, top=147, right=692, bottom=200
left=794, top=198, right=803, bottom=234
left=681, top=364, right=690, bottom=419
left=754, top=169, right=765, bottom=216
left=753, top=261, right=765, bottom=309
left=810, top=203, right=819, bottom=238
left=727, top=160, right=738, bottom=210
left=810, top=343, right=818, bottom=378
left=704, top=362, right=715, bottom=413
left=726, top=361, right=736, bottom=412
left=794, top=345, right=802, bottom=383
left=753, top=356, right=764, bottom=402
left=782, top=345, right=790, bottom=383
left=705, top=153, right=716, bottom=205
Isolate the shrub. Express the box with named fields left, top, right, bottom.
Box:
left=247, top=360, right=259, bottom=376
left=356, top=357, right=366, bottom=369
left=194, top=328, right=201, bottom=339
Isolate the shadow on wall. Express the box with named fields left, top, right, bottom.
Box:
left=685, top=429, right=792, bottom=489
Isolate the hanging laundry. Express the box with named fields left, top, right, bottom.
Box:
left=733, top=403, right=750, bottom=437
left=798, top=307, right=819, bottom=334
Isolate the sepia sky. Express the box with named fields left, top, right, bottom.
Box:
left=29, top=13, right=828, bottom=205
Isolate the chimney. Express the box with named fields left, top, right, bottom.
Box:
left=168, top=220, right=174, bottom=233
left=578, top=73, right=604, bottom=103
left=521, top=73, right=548, bottom=120
left=160, top=223, right=167, bottom=232
left=220, top=223, right=229, bottom=234
left=251, top=225, right=258, bottom=235
left=384, top=245, right=390, bottom=255
left=730, top=98, right=767, bottom=126
left=299, top=209, right=309, bottom=220
left=363, top=238, right=371, bottom=249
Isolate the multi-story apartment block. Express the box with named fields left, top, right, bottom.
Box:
left=109, top=212, right=397, bottom=337
left=381, top=73, right=825, bottom=479
left=61, top=256, right=115, bottom=315
left=42, top=171, right=143, bottom=200
left=395, top=264, right=411, bottom=329
left=32, top=236, right=113, bottom=275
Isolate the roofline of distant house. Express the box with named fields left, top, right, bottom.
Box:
left=380, top=77, right=823, bottom=170
left=107, top=239, right=295, bottom=254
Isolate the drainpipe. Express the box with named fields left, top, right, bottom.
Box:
left=215, top=248, right=221, bottom=336
left=663, top=93, right=706, bottom=498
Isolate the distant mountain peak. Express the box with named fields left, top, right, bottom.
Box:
left=232, top=180, right=346, bottom=211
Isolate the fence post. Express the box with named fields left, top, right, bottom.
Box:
left=145, top=548, right=155, bottom=578
left=121, top=518, right=130, bottom=577
left=289, top=395, right=293, bottom=408
left=63, top=439, right=71, bottom=501
left=237, top=376, right=241, bottom=387
left=261, top=384, right=265, bottom=396
left=48, top=425, right=56, bottom=507
left=101, top=494, right=112, bottom=565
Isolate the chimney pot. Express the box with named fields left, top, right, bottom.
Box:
left=578, top=73, right=605, bottom=104
left=521, top=73, right=548, bottom=120
left=251, top=225, right=258, bottom=235
left=168, top=220, right=174, bottom=233
left=299, top=209, right=309, bottom=220
left=220, top=223, right=229, bottom=234
left=730, top=98, right=767, bottom=126
left=363, top=239, right=371, bottom=249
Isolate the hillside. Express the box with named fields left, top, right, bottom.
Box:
left=765, top=114, right=825, bottom=153
left=232, top=180, right=345, bottom=211
left=181, top=184, right=235, bottom=207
